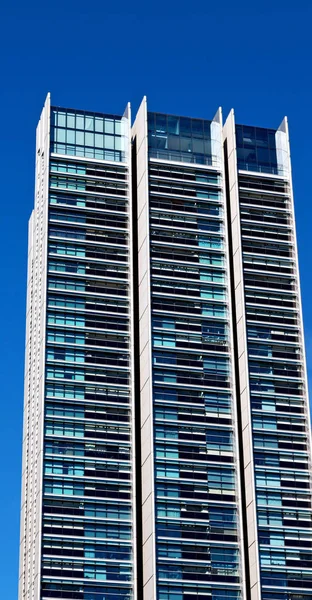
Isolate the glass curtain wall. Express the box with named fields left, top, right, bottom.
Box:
left=41, top=107, right=135, bottom=600
left=239, top=166, right=312, bottom=599
left=21, top=97, right=312, bottom=600
left=147, top=111, right=244, bottom=600
left=224, top=114, right=312, bottom=600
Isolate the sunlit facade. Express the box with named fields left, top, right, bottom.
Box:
left=19, top=95, right=136, bottom=600
left=224, top=112, right=312, bottom=600
left=19, top=95, right=312, bottom=600
left=132, top=99, right=245, bottom=600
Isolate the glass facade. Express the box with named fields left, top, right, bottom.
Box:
left=24, top=103, right=135, bottom=600
left=222, top=111, right=312, bottom=600
left=145, top=111, right=243, bottom=600
left=236, top=160, right=312, bottom=599
left=236, top=125, right=280, bottom=175
left=51, top=108, right=125, bottom=161
left=148, top=112, right=219, bottom=167
left=20, top=97, right=312, bottom=600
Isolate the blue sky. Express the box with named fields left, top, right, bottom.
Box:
left=1, top=0, right=312, bottom=596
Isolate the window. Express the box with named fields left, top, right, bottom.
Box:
left=253, top=416, right=277, bottom=430
left=45, top=461, right=84, bottom=476
left=45, top=404, right=84, bottom=418
left=45, top=421, right=84, bottom=437
left=154, top=370, right=177, bottom=384
left=153, top=317, right=175, bottom=330
left=49, top=193, right=86, bottom=207
left=46, top=365, right=85, bottom=381
left=153, top=334, right=176, bottom=348
left=47, top=296, right=85, bottom=310
left=47, top=348, right=85, bottom=363
left=46, top=383, right=84, bottom=399
left=148, top=112, right=216, bottom=166
left=256, top=473, right=281, bottom=488
left=204, top=357, right=229, bottom=373
left=200, top=287, right=225, bottom=300
left=156, top=465, right=179, bottom=478
left=48, top=260, right=86, bottom=275
left=48, top=242, right=85, bottom=257
left=155, top=407, right=178, bottom=421
left=44, top=480, right=84, bottom=496
left=206, top=430, right=233, bottom=451
left=47, top=312, right=85, bottom=327
left=156, top=446, right=179, bottom=460
left=47, top=330, right=85, bottom=345
left=51, top=109, right=124, bottom=161
left=48, top=277, right=86, bottom=292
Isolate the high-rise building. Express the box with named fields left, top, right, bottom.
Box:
left=19, top=95, right=312, bottom=600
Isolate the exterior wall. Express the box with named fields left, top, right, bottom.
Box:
left=223, top=111, right=261, bottom=600
left=124, top=101, right=138, bottom=600
left=220, top=109, right=247, bottom=600
left=280, top=116, right=312, bottom=463
left=20, top=96, right=136, bottom=600
left=134, top=102, right=246, bottom=600
left=19, top=94, right=51, bottom=600
left=132, top=97, right=157, bottom=600
left=224, top=112, right=312, bottom=600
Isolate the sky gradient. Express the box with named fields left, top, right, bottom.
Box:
left=1, top=0, right=312, bottom=597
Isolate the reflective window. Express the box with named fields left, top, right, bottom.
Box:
left=51, top=108, right=125, bottom=161
left=236, top=124, right=279, bottom=175
left=148, top=112, right=215, bottom=166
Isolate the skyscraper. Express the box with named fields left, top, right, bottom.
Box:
left=19, top=95, right=312, bottom=600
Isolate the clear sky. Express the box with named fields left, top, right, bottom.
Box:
left=1, top=0, right=312, bottom=596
